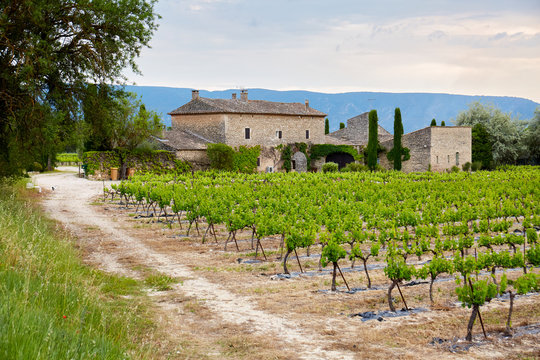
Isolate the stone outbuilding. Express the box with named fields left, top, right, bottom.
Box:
left=328, top=112, right=472, bottom=172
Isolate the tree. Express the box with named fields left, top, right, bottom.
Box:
left=0, top=0, right=159, bottom=176
left=523, top=108, right=540, bottom=164
left=454, top=102, right=527, bottom=165
left=386, top=107, right=410, bottom=171
left=430, top=119, right=437, bottom=126
left=441, top=121, right=446, bottom=126
left=339, top=122, right=345, bottom=129
left=366, top=110, right=379, bottom=171
left=325, top=118, right=330, bottom=134
left=471, top=123, right=494, bottom=169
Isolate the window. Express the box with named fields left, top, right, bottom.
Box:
left=447, top=155, right=450, bottom=163
left=256, top=157, right=260, bottom=167
left=305, top=130, right=310, bottom=139
left=292, top=160, right=296, bottom=170
left=436, top=156, right=439, bottom=164
left=456, top=152, right=459, bottom=165
left=245, top=128, right=250, bottom=139
left=276, top=130, right=282, bottom=139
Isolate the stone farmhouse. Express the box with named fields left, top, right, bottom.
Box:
left=157, top=90, right=471, bottom=173
left=327, top=112, right=472, bottom=172
left=158, top=90, right=335, bottom=171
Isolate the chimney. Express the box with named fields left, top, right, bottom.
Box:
left=192, top=90, right=199, bottom=100
left=232, top=93, right=237, bottom=100
left=240, top=89, right=248, bottom=101
left=305, top=99, right=309, bottom=109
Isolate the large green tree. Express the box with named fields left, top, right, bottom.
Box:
left=523, top=108, right=540, bottom=164
left=471, top=123, right=494, bottom=169
left=454, top=102, right=527, bottom=165
left=386, top=107, right=410, bottom=171
left=0, top=0, right=159, bottom=175
left=366, top=110, right=378, bottom=171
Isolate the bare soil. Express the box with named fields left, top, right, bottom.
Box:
left=34, top=168, right=540, bottom=360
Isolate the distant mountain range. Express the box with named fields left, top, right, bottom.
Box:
left=124, top=85, right=539, bottom=134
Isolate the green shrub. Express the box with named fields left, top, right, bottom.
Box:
left=322, top=162, right=339, bottom=173
left=451, top=165, right=460, bottom=173
left=206, top=143, right=235, bottom=171
left=462, top=162, right=471, bottom=172
left=471, top=161, right=482, bottom=171
left=232, top=145, right=261, bottom=173
left=56, top=153, right=80, bottom=163
left=341, top=162, right=368, bottom=172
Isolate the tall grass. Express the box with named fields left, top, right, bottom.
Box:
left=0, top=182, right=155, bottom=359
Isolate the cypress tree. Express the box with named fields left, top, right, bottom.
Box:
left=430, top=119, right=437, bottom=126
left=393, top=108, right=404, bottom=171
left=367, top=110, right=378, bottom=170
left=339, top=122, right=345, bottom=129
left=441, top=120, right=446, bottom=126
left=325, top=118, right=330, bottom=134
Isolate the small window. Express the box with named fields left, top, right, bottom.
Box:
left=447, top=155, right=450, bottom=163
left=292, top=160, right=296, bottom=170
left=276, top=130, right=282, bottom=139
left=436, top=156, right=439, bottom=164
left=245, top=128, right=251, bottom=139
left=257, top=157, right=260, bottom=167
left=305, top=130, right=310, bottom=139
left=456, top=152, right=459, bottom=165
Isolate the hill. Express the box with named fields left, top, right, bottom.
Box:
left=123, top=86, right=539, bottom=133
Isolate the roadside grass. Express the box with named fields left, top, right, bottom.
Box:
left=0, top=181, right=156, bottom=359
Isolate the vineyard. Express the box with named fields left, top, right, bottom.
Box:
left=106, top=166, right=540, bottom=352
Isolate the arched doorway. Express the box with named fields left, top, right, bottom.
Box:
left=325, top=152, right=354, bottom=170
left=292, top=151, right=308, bottom=172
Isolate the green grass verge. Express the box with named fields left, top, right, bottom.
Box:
left=0, top=181, right=155, bottom=359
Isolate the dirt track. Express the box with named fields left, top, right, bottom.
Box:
left=35, top=168, right=355, bottom=360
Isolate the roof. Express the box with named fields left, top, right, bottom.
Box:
left=169, top=97, right=327, bottom=117
left=154, top=129, right=212, bottom=151
left=327, top=112, right=393, bottom=146
left=324, top=135, right=356, bottom=146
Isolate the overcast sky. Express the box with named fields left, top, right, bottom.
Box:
left=125, top=0, right=540, bottom=103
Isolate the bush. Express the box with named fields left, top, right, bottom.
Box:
left=471, top=161, right=482, bottom=171
left=206, top=143, right=235, bottom=171
left=462, top=162, right=471, bottom=172
left=341, top=162, right=368, bottom=172
left=322, top=162, right=339, bottom=173
left=450, top=165, right=460, bottom=173
left=28, top=162, right=43, bottom=172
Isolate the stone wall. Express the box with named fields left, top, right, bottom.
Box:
left=430, top=126, right=472, bottom=172
left=224, top=114, right=325, bottom=147
left=170, top=114, right=227, bottom=143
left=380, top=126, right=472, bottom=173
left=379, top=127, right=431, bottom=172
left=176, top=149, right=210, bottom=170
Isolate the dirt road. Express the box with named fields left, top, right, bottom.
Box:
left=35, top=168, right=355, bottom=360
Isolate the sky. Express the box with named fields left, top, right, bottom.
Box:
left=125, top=0, right=540, bottom=103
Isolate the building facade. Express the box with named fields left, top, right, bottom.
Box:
left=162, top=90, right=327, bottom=170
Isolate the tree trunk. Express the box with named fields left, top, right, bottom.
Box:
left=283, top=248, right=292, bottom=274
left=388, top=281, right=396, bottom=312
left=466, top=305, right=479, bottom=341
left=505, top=291, right=515, bottom=336
left=362, top=258, right=371, bottom=288
left=331, top=262, right=337, bottom=291
left=429, top=276, right=435, bottom=304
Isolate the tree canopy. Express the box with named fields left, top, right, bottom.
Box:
left=0, top=0, right=159, bottom=175
left=454, top=102, right=529, bottom=165
left=366, top=110, right=378, bottom=171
